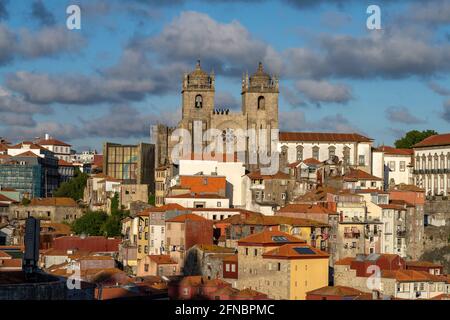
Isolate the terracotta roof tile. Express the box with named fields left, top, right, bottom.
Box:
left=166, top=213, right=207, bottom=223
left=0, top=251, right=11, bottom=258
left=303, top=158, right=322, bottom=165
left=406, top=261, right=443, bottom=268
left=413, top=133, right=450, bottom=148
left=262, top=244, right=329, bottom=259
left=279, top=132, right=372, bottom=143
left=35, top=138, right=71, bottom=147
left=335, top=257, right=355, bottom=266
left=376, top=146, right=413, bottom=155
left=148, top=255, right=177, bottom=265
left=30, top=197, right=77, bottom=207
left=238, top=230, right=305, bottom=246
left=58, top=159, right=74, bottom=166
left=247, top=170, right=291, bottom=180
left=166, top=193, right=227, bottom=199
left=307, top=286, right=366, bottom=297
left=277, top=203, right=337, bottom=215
left=343, top=169, right=382, bottom=181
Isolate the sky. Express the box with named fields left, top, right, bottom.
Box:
left=0, top=0, right=449, bottom=152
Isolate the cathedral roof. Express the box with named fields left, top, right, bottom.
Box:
left=249, top=62, right=271, bottom=86
left=188, top=60, right=209, bottom=79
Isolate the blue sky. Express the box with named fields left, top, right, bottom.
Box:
left=0, top=0, right=449, bottom=152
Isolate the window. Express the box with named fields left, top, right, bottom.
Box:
left=217, top=202, right=221, bottom=207
left=245, top=248, right=248, bottom=256
left=328, top=146, right=336, bottom=159
left=389, top=161, right=396, bottom=171
left=359, top=155, right=366, bottom=166
left=144, top=245, right=148, bottom=254
left=257, top=96, right=265, bottom=110
left=296, top=145, right=303, bottom=161
left=312, top=146, right=319, bottom=160
left=281, top=193, right=286, bottom=200
left=225, top=264, right=230, bottom=272
left=343, top=146, right=350, bottom=165
left=144, top=264, right=149, bottom=272
left=145, top=232, right=148, bottom=240
left=254, top=249, right=258, bottom=257
left=277, top=263, right=281, bottom=271
left=400, top=161, right=406, bottom=172
left=138, top=245, right=142, bottom=253
left=195, top=95, right=203, bottom=108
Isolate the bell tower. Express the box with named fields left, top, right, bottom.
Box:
left=242, top=62, right=279, bottom=155
left=180, top=60, right=215, bottom=131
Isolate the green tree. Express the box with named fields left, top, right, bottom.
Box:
left=72, top=211, right=108, bottom=236
left=101, top=193, right=129, bottom=237
left=54, top=168, right=88, bottom=201
left=148, top=194, right=155, bottom=206
left=394, top=130, right=438, bottom=149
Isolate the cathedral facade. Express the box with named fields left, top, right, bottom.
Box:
left=154, top=61, right=280, bottom=168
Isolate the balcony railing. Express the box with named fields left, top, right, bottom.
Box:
left=413, top=168, right=449, bottom=175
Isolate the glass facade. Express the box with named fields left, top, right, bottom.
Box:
left=106, top=145, right=139, bottom=182
left=0, top=164, right=42, bottom=197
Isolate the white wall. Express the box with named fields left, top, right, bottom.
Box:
left=384, top=154, right=412, bottom=186
left=414, top=146, right=450, bottom=195
left=165, top=196, right=230, bottom=208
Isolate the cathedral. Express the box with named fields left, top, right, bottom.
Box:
left=154, top=60, right=280, bottom=169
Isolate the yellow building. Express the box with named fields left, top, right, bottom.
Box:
left=237, top=230, right=329, bottom=300
left=262, top=244, right=329, bottom=300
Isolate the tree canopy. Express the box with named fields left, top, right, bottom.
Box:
left=71, top=193, right=129, bottom=237
left=394, top=130, right=438, bottom=149
left=53, top=168, right=88, bottom=201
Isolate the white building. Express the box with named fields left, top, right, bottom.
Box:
left=278, top=132, right=374, bottom=173
left=178, top=158, right=247, bottom=207
left=165, top=193, right=230, bottom=209
left=7, top=141, right=53, bottom=158
left=377, top=146, right=414, bottom=189
left=35, top=134, right=72, bottom=162
left=413, top=133, right=450, bottom=196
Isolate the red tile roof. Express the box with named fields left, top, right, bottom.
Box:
left=8, top=141, right=47, bottom=151
left=279, top=132, right=372, bottom=143
left=406, top=261, right=443, bottom=268
left=166, top=193, right=227, bottom=199
left=58, top=159, right=74, bottom=166
left=247, top=170, right=291, bottom=180
left=13, top=151, right=39, bottom=158
left=343, top=169, right=382, bottom=181
left=148, top=255, right=177, bottom=265
left=35, top=138, right=71, bottom=147
left=277, top=203, right=337, bottom=215
left=222, top=211, right=329, bottom=227
left=307, top=286, right=366, bottom=297
left=390, top=184, right=425, bottom=192
left=413, top=133, right=450, bottom=148
left=0, top=251, right=11, bottom=258
left=30, top=197, right=77, bottom=207
left=0, top=258, right=22, bottom=268
left=166, top=213, right=207, bottom=223
left=262, top=244, right=329, bottom=259
left=303, top=158, right=322, bottom=165
left=136, top=204, right=187, bottom=216
left=237, top=230, right=305, bottom=246
left=382, top=270, right=448, bottom=282
left=335, top=257, right=355, bottom=266
left=376, top=146, right=413, bottom=155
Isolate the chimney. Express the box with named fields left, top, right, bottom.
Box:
left=45, top=133, right=50, bottom=140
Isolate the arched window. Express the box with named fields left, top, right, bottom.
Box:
left=328, top=146, right=336, bottom=159
left=195, top=95, right=203, bottom=108
left=257, top=96, right=265, bottom=110
left=343, top=146, right=350, bottom=165
left=281, top=145, right=288, bottom=163
left=296, top=145, right=303, bottom=161
left=312, top=146, right=320, bottom=160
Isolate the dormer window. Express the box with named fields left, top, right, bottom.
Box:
left=195, top=95, right=203, bottom=108
left=257, top=96, right=265, bottom=110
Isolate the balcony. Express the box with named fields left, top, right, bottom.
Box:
left=413, top=168, right=450, bottom=175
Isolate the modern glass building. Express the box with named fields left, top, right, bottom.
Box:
left=0, top=164, right=42, bottom=198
